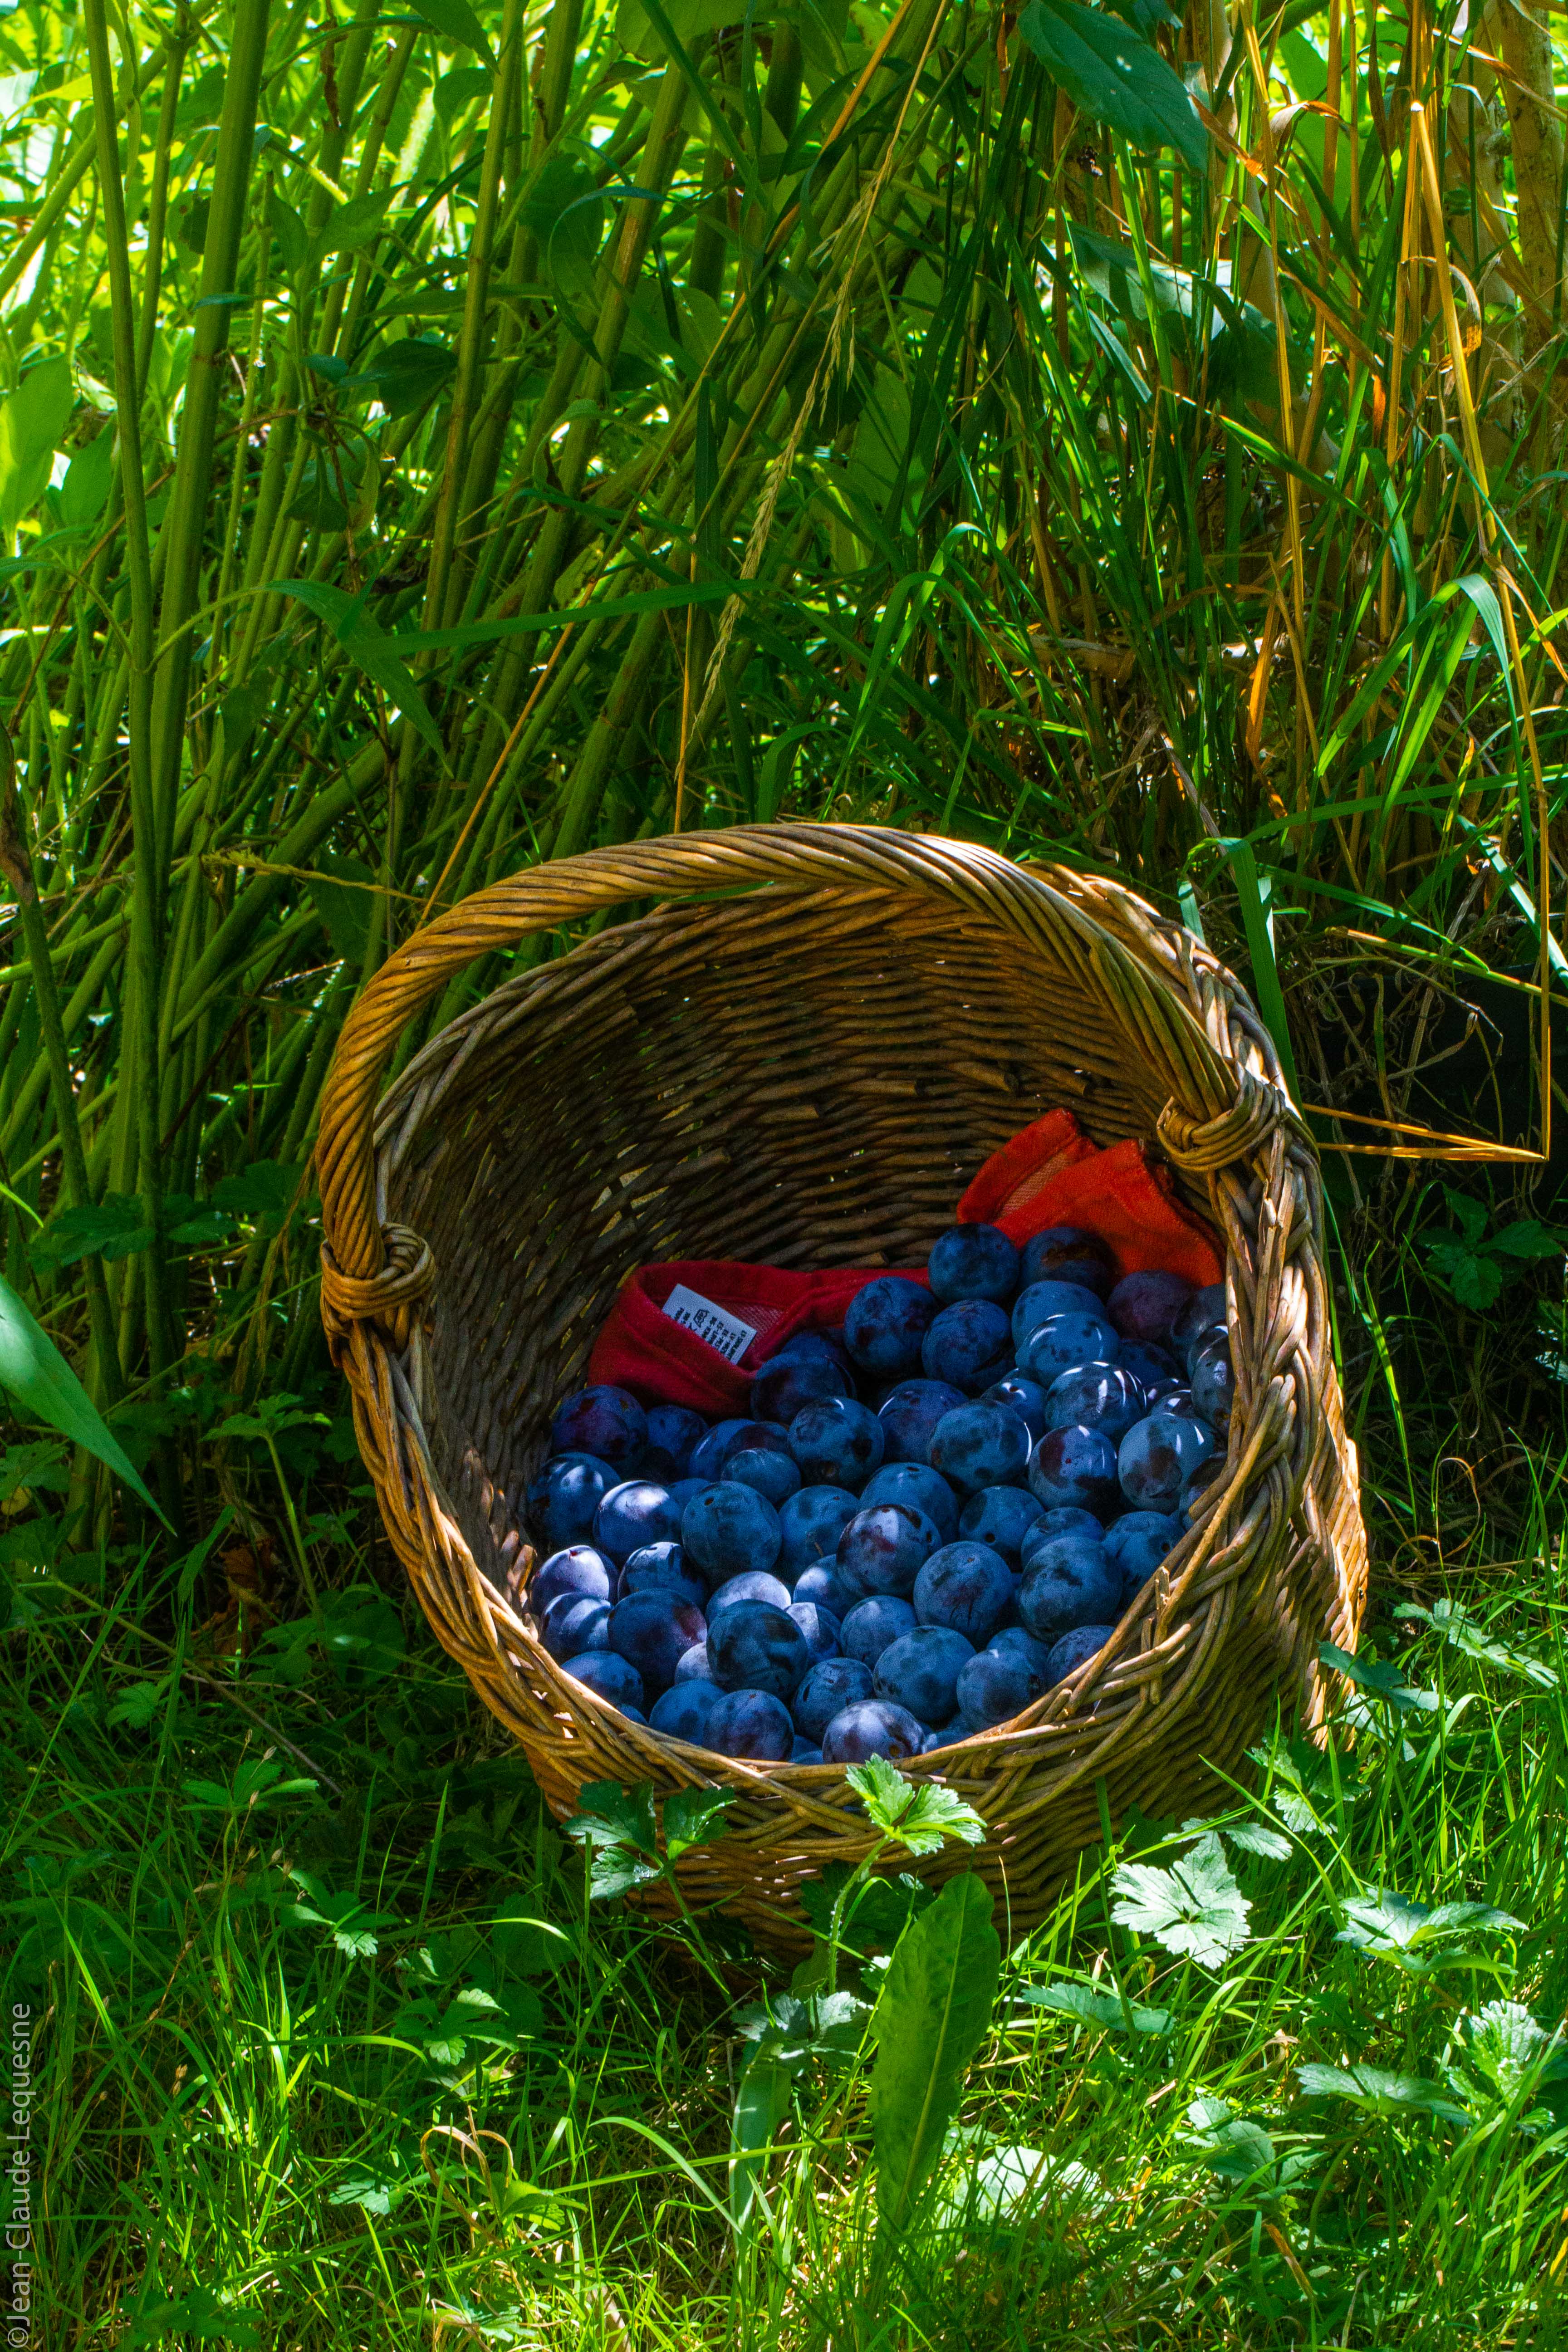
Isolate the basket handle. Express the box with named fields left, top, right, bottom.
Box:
left=316, top=822, right=1274, bottom=1334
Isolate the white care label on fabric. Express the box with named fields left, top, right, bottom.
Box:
left=661, top=1284, right=758, bottom=1365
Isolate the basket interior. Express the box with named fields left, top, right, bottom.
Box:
left=372, top=882, right=1214, bottom=1597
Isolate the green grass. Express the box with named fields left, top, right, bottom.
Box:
left=5, top=0, right=1568, bottom=2338
left=7, top=1263, right=1568, bottom=2349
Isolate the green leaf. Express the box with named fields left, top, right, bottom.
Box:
left=1183, top=2096, right=1280, bottom=2184
left=565, top=1779, right=658, bottom=1857
left=0, top=356, right=74, bottom=536
left=799, top=1865, right=933, bottom=1956
left=1450, top=1253, right=1505, bottom=1310
left=211, top=1160, right=307, bottom=1219
left=29, top=1195, right=153, bottom=1267
left=664, top=1787, right=731, bottom=1858
left=1320, top=1641, right=1440, bottom=1714
left=0, top=1272, right=162, bottom=1517
left=869, top=1873, right=1000, bottom=2237
left=730, top=2055, right=793, bottom=2225
left=311, top=191, right=394, bottom=264
left=56, top=430, right=115, bottom=530
left=1017, top=0, right=1208, bottom=173
left=1334, top=1887, right=1524, bottom=1973
left=107, top=1677, right=172, bottom=1731
left=1022, top=1979, right=1170, bottom=2035
left=122, top=2285, right=260, bottom=2349
left=408, top=0, right=498, bottom=67
left=1488, top=1218, right=1568, bottom=1261
left=1110, top=1831, right=1252, bottom=1968
left=1393, top=1599, right=1558, bottom=1689
left=1440, top=1185, right=1490, bottom=1245
left=358, top=335, right=457, bottom=419
left=266, top=185, right=309, bottom=273
left=845, top=1755, right=986, bottom=1853
left=1449, top=2000, right=1568, bottom=2118
left=268, top=578, right=443, bottom=750
left=1296, top=2062, right=1468, bottom=2123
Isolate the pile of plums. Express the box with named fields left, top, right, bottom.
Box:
left=522, top=1225, right=1232, bottom=1765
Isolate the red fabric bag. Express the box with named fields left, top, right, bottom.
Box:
left=587, top=1115, right=1223, bottom=1413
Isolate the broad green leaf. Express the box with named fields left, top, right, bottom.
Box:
left=269, top=578, right=442, bottom=750
left=1320, top=1641, right=1440, bottom=1713
left=799, top=1863, right=932, bottom=1956
left=1488, top=1218, right=1568, bottom=1260
left=0, top=355, right=73, bottom=536
left=1335, top=1887, right=1524, bottom=1973
left=1022, top=1979, right=1170, bottom=2035
left=358, top=335, right=457, bottom=418
left=1393, top=1598, right=1558, bottom=1689
left=211, top=1160, right=307, bottom=1219
left=1184, top=2096, right=1280, bottom=2183
left=1017, top=0, right=1208, bottom=172
left=56, top=430, right=114, bottom=529
left=1111, top=1831, right=1251, bottom=1968
left=869, top=1873, right=1000, bottom=2236
left=1451, top=1253, right=1505, bottom=1310
left=1296, top=2062, right=1468, bottom=2123
left=1440, top=1185, right=1490, bottom=1245
left=664, top=1787, right=731, bottom=1858
left=265, top=184, right=309, bottom=273
left=29, top=1194, right=153, bottom=1267
left=564, top=1779, right=659, bottom=1857
left=845, top=1755, right=985, bottom=1852
left=730, top=2055, right=793, bottom=2225
left=308, top=854, right=377, bottom=965
left=408, top=0, right=498, bottom=65
left=122, top=2285, right=260, bottom=2349
left=0, top=1271, right=162, bottom=1516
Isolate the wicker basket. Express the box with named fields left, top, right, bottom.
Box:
left=316, top=824, right=1367, bottom=1951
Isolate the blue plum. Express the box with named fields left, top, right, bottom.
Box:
left=877, top=1379, right=967, bottom=1465
left=642, top=1404, right=708, bottom=1480
left=786, top=1600, right=841, bottom=1664
left=789, top=1396, right=885, bottom=1490
left=1026, top=1424, right=1120, bottom=1516
left=649, top=1678, right=723, bottom=1743
left=777, top=1484, right=862, bottom=1578
left=550, top=1387, right=647, bottom=1472
left=1021, top=1506, right=1104, bottom=1562
left=954, top=1643, right=1049, bottom=1730
left=840, top=1594, right=917, bottom=1666
left=674, top=1641, right=715, bottom=1682
left=836, top=1501, right=942, bottom=1600
left=708, top=1599, right=812, bottom=1697
left=540, top=1592, right=612, bottom=1661
left=958, top=1484, right=1044, bottom=1564
left=707, top=1570, right=793, bottom=1620
left=1016, top=1311, right=1120, bottom=1384
left=1045, top=1624, right=1113, bottom=1684
left=1017, top=1541, right=1121, bottom=1641
left=1019, top=1226, right=1115, bottom=1294
left=844, top=1276, right=938, bottom=1379
left=1011, top=1279, right=1110, bottom=1352
left=792, top=1654, right=875, bottom=1743
left=666, top=1476, right=709, bottom=1518
left=1117, top=1411, right=1218, bottom=1513
left=820, top=1697, right=926, bottom=1764
left=986, top=1624, right=1055, bottom=1671
left=1119, top=1341, right=1179, bottom=1396
left=704, top=1688, right=794, bottom=1761
left=724, top=1447, right=803, bottom=1507
left=981, top=1371, right=1050, bottom=1442
left=525, top=1453, right=618, bottom=1551
left=861, top=1460, right=960, bottom=1540
left=912, top=1541, right=1014, bottom=1642
left=1180, top=1455, right=1225, bottom=1519
left=593, top=1480, right=684, bottom=1564
left=790, top=1738, right=825, bottom=1764
left=1042, top=1363, right=1147, bottom=1444
left=1190, top=1338, right=1235, bottom=1431
left=690, top=1418, right=751, bottom=1481
left=531, top=1543, right=615, bottom=1617
left=620, top=1704, right=646, bottom=1725
left=928, top=1402, right=1031, bottom=1495
left=608, top=1592, right=706, bottom=1693
left=1102, top=1512, right=1181, bottom=1584
left=791, top=1556, right=861, bottom=1618
left=1107, top=1270, right=1193, bottom=1351
left=922, top=1300, right=1013, bottom=1395
left=750, top=1351, right=853, bottom=1426
left=564, top=1649, right=644, bottom=1710
left=681, top=1482, right=783, bottom=1581
left=617, top=1543, right=706, bottom=1607
left=1171, top=1281, right=1228, bottom=1365
left=927, top=1222, right=1019, bottom=1305
left=873, top=1626, right=974, bottom=1724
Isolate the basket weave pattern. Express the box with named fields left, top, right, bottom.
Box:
left=317, top=826, right=1367, bottom=1949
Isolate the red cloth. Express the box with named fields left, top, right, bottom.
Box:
left=588, top=1115, right=1222, bottom=1412
left=588, top=1259, right=924, bottom=1414
left=957, top=1114, right=1224, bottom=1286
